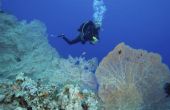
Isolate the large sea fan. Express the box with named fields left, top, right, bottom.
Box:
left=96, top=43, right=170, bottom=110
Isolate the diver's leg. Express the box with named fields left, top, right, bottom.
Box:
left=62, top=35, right=82, bottom=45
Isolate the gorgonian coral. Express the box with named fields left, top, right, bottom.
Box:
left=96, top=43, right=170, bottom=110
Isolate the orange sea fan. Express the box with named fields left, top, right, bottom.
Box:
left=96, top=42, right=170, bottom=110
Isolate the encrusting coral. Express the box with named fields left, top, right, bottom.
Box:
left=0, top=72, right=101, bottom=110
left=95, top=42, right=170, bottom=110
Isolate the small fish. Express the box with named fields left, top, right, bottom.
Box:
left=81, top=52, right=86, bottom=56
left=50, top=34, right=54, bottom=37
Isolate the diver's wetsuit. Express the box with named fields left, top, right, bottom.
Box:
left=59, top=20, right=100, bottom=45
left=62, top=35, right=83, bottom=45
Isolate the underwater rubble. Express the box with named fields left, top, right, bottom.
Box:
left=0, top=72, right=102, bottom=110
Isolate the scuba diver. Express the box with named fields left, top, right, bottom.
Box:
left=58, top=20, right=100, bottom=45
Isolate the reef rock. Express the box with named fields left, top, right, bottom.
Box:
left=96, top=42, right=170, bottom=110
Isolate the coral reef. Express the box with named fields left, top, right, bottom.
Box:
left=1, top=5, right=170, bottom=110
left=0, top=12, right=58, bottom=79
left=0, top=12, right=98, bottom=90
left=44, top=56, right=98, bottom=90
left=0, top=73, right=101, bottom=110
left=95, top=42, right=170, bottom=110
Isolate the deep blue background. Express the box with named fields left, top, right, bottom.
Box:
left=2, top=0, right=170, bottom=67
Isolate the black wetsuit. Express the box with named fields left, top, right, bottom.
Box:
left=59, top=20, right=100, bottom=45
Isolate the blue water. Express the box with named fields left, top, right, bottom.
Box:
left=2, top=0, right=170, bottom=67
